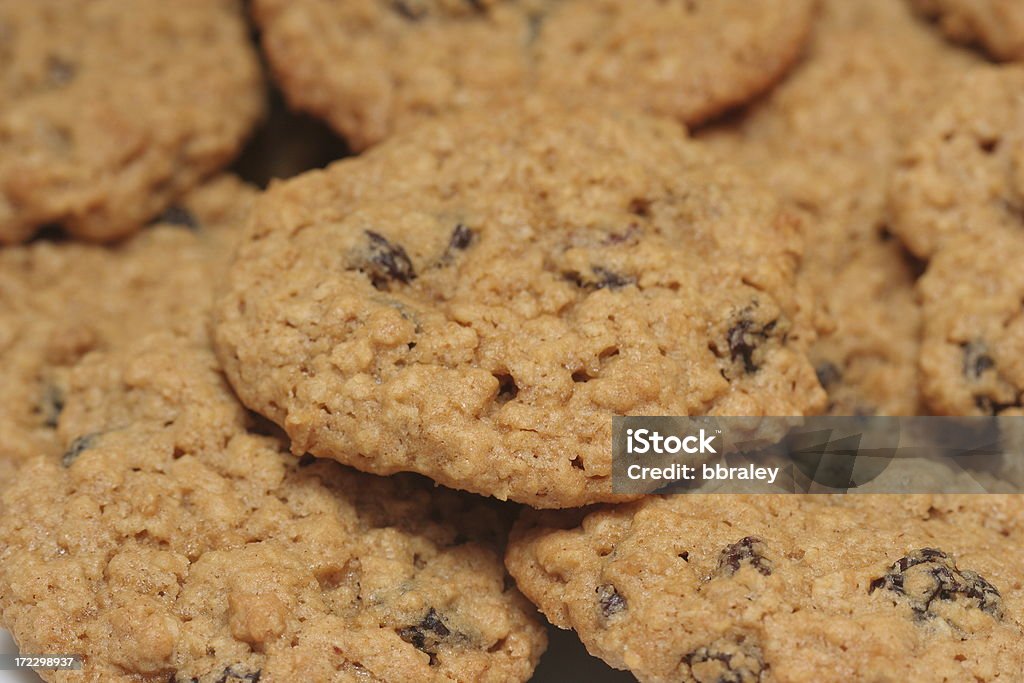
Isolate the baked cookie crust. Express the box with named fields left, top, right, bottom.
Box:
left=214, top=103, right=824, bottom=508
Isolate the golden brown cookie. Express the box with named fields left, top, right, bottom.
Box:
left=909, top=0, right=1024, bottom=61
left=701, top=0, right=981, bottom=415
left=889, top=67, right=1024, bottom=415
left=918, top=232, right=1024, bottom=416
left=213, top=102, right=825, bottom=509
left=507, top=495, right=1024, bottom=682
left=0, top=0, right=264, bottom=243
left=253, top=0, right=816, bottom=150
left=0, top=335, right=547, bottom=683
left=890, top=66, right=1024, bottom=260
left=0, top=176, right=255, bottom=481
left=803, top=229, right=924, bottom=416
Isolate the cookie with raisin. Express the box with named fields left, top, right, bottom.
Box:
left=507, top=495, right=1024, bottom=682
left=0, top=176, right=255, bottom=482
left=890, top=66, right=1024, bottom=260
left=0, top=0, right=264, bottom=243
left=0, top=335, right=546, bottom=682
left=213, top=102, right=825, bottom=508
left=701, top=0, right=981, bottom=415
left=889, top=67, right=1024, bottom=415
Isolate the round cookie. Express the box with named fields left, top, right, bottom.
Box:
left=0, top=335, right=547, bottom=683
left=890, top=66, right=1024, bottom=260
left=909, top=0, right=1024, bottom=61
left=891, top=67, right=1024, bottom=415
left=918, top=231, right=1024, bottom=415
left=0, top=0, right=264, bottom=243
left=801, top=221, right=924, bottom=416
left=700, top=0, right=980, bottom=415
left=0, top=175, right=255, bottom=480
left=213, top=103, right=825, bottom=509
left=507, top=495, right=1024, bottom=682
left=253, top=0, right=815, bottom=150
left=534, top=0, right=816, bottom=128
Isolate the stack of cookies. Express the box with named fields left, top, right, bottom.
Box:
left=0, top=1, right=1022, bottom=681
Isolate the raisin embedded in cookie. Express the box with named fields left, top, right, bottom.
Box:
left=213, top=102, right=825, bottom=509
left=506, top=495, right=1024, bottom=682
left=802, top=226, right=924, bottom=416
left=918, top=232, right=1024, bottom=416
left=908, top=0, right=1024, bottom=61
left=0, top=336, right=547, bottom=683
left=0, top=0, right=264, bottom=243
left=890, top=66, right=1024, bottom=260
left=253, top=0, right=815, bottom=150
left=889, top=67, right=1024, bottom=415
left=0, top=175, right=255, bottom=481
left=700, top=0, right=981, bottom=415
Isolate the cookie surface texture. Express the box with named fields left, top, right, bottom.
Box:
left=253, top=0, right=815, bottom=149
left=214, top=103, right=825, bottom=508
left=700, top=0, right=981, bottom=415
left=0, top=176, right=255, bottom=484
left=0, top=336, right=547, bottom=683
left=507, top=494, right=1024, bottom=682
left=909, top=0, right=1024, bottom=60
left=0, top=0, right=264, bottom=243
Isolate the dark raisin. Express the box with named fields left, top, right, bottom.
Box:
left=39, top=384, right=64, bottom=428
left=815, top=362, right=842, bottom=389
left=961, top=341, right=995, bottom=379
left=869, top=548, right=1003, bottom=621
left=564, top=266, right=635, bottom=290
left=398, top=608, right=452, bottom=662
left=974, top=394, right=1020, bottom=415
left=391, top=0, right=426, bottom=20
left=979, top=138, right=999, bottom=154
left=155, top=205, right=200, bottom=230
left=684, top=640, right=765, bottom=683
left=596, top=584, right=627, bottom=617
left=46, top=56, right=75, bottom=86
left=627, top=197, right=652, bottom=217
left=363, top=230, right=415, bottom=289
left=727, top=314, right=777, bottom=373
left=717, top=537, right=772, bottom=577
left=448, top=223, right=474, bottom=251
left=61, top=433, right=97, bottom=468
left=215, top=667, right=261, bottom=683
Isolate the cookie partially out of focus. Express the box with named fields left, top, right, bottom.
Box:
left=253, top=0, right=815, bottom=150
left=909, top=0, right=1024, bottom=61
left=0, top=175, right=255, bottom=484
left=701, top=0, right=981, bottom=416
left=889, top=67, right=1024, bottom=415
left=0, top=0, right=264, bottom=243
